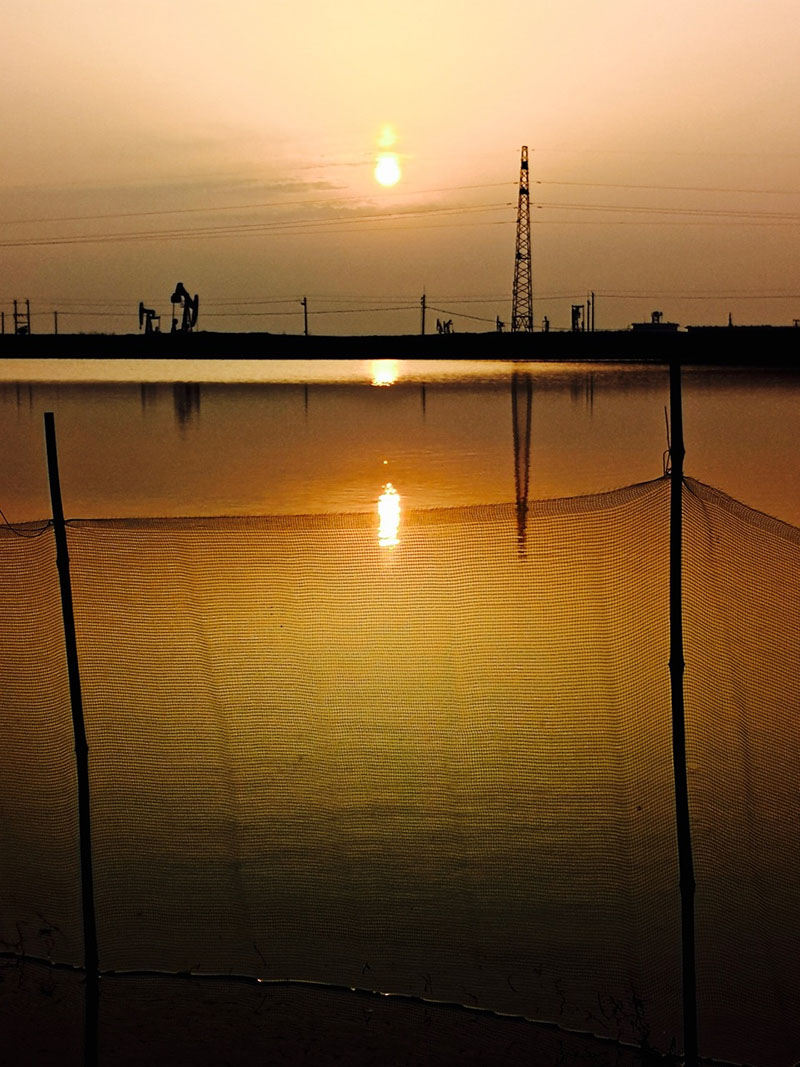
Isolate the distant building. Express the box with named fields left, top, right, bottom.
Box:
left=631, top=310, right=679, bottom=333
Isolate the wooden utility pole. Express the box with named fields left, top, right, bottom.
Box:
left=301, top=296, right=308, bottom=336
left=420, top=292, right=426, bottom=335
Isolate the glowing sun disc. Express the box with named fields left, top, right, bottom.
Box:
left=374, top=153, right=401, bottom=187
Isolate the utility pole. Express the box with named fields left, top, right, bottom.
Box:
left=420, top=292, right=426, bottom=335
left=301, top=296, right=308, bottom=336
left=54, top=310, right=59, bottom=335
left=511, top=146, right=533, bottom=333
left=13, top=299, right=31, bottom=335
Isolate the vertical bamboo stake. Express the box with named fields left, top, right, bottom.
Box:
left=668, top=362, right=698, bottom=1067
left=44, top=412, right=99, bottom=1067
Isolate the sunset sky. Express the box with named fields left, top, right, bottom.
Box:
left=1, top=0, right=798, bottom=335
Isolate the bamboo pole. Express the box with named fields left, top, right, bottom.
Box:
left=44, top=412, right=99, bottom=1067
left=668, top=362, right=698, bottom=1067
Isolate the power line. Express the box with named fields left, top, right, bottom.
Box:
left=202, top=305, right=416, bottom=318
left=5, top=195, right=800, bottom=254
left=2, top=176, right=795, bottom=232
left=531, top=219, right=800, bottom=227
left=427, top=304, right=498, bottom=324
left=591, top=291, right=800, bottom=300
left=536, top=201, right=800, bottom=222
left=537, top=179, right=800, bottom=196
left=0, top=182, right=514, bottom=229
left=0, top=203, right=514, bottom=251
left=6, top=287, right=799, bottom=311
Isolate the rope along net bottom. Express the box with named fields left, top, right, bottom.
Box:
left=1, top=477, right=798, bottom=1065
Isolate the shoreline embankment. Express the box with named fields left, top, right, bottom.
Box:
left=0, top=325, right=798, bottom=364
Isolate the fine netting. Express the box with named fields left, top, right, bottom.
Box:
left=682, top=480, right=800, bottom=1065
left=1, top=478, right=798, bottom=1066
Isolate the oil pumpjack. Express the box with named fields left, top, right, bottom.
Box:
left=138, top=302, right=161, bottom=333
left=170, top=282, right=200, bottom=332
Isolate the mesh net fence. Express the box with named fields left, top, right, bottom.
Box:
left=1, top=477, right=798, bottom=1065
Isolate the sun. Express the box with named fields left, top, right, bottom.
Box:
left=374, top=152, right=401, bottom=187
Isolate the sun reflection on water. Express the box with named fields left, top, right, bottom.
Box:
left=378, top=483, right=401, bottom=546
left=370, top=359, right=400, bottom=386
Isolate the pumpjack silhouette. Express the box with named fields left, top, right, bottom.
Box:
left=138, top=302, right=160, bottom=333
left=170, top=282, right=200, bottom=333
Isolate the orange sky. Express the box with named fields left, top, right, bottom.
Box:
left=1, top=0, right=798, bottom=334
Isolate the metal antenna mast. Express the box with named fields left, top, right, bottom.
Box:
left=511, top=146, right=533, bottom=332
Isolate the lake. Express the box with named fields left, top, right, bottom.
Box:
left=1, top=356, right=798, bottom=1067
left=1, top=357, right=799, bottom=525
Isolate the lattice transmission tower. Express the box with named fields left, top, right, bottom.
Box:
left=511, top=145, right=533, bottom=332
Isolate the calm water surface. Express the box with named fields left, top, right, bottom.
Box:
left=1, top=357, right=798, bottom=526
left=3, top=355, right=799, bottom=1067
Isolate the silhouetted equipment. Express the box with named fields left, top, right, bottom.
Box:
left=572, top=296, right=596, bottom=332
left=170, top=282, right=199, bottom=333
left=511, top=146, right=533, bottom=333
left=420, top=293, right=426, bottom=336
left=632, top=310, right=680, bottom=333
left=13, top=299, right=31, bottom=335
left=138, top=302, right=161, bottom=334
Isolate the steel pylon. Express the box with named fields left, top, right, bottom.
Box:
left=511, top=146, right=533, bottom=333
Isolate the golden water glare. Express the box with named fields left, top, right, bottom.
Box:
left=370, top=359, right=400, bottom=386
left=378, top=482, right=401, bottom=546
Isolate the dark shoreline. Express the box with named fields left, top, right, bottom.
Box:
left=1, top=325, right=798, bottom=364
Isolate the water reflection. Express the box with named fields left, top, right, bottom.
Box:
left=570, top=374, right=595, bottom=412
left=3, top=366, right=799, bottom=527
left=15, top=383, right=34, bottom=410
left=172, top=383, right=201, bottom=427
left=140, top=383, right=158, bottom=411
left=378, top=483, right=401, bottom=546
left=371, top=360, right=400, bottom=387
left=511, top=373, right=533, bottom=558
